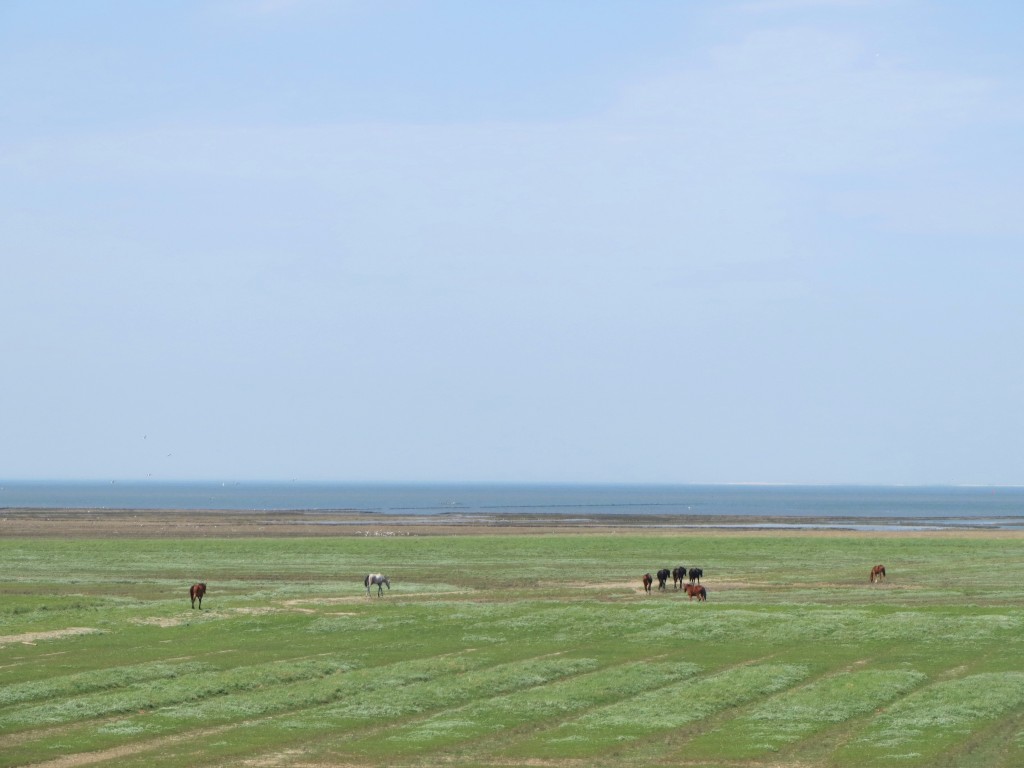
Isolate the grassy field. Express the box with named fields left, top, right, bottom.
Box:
left=1, top=529, right=1023, bottom=767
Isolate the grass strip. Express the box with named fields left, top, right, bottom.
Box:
left=519, top=662, right=809, bottom=758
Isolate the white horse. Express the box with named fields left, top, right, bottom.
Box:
left=364, top=573, right=390, bottom=596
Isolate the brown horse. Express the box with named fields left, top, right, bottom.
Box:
left=642, top=573, right=653, bottom=593
left=190, top=582, right=207, bottom=609
left=869, top=565, right=886, bottom=583
left=684, top=583, right=706, bottom=601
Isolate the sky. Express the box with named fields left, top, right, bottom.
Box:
left=2, top=0, right=1022, bottom=485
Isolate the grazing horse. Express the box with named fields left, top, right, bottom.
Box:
left=672, top=566, right=686, bottom=590
left=684, top=583, right=707, bottom=601
left=642, top=573, right=653, bottom=593
left=688, top=567, right=703, bottom=584
left=656, top=568, right=671, bottom=591
left=189, top=582, right=206, bottom=610
left=870, top=564, right=886, bottom=583
left=364, top=573, right=391, bottom=596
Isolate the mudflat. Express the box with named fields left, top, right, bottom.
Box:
left=2, top=507, right=1021, bottom=538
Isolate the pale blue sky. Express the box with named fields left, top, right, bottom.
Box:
left=2, top=0, right=1022, bottom=484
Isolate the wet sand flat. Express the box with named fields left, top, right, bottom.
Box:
left=1, top=507, right=1021, bottom=539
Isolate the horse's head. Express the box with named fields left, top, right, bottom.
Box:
left=383, top=577, right=391, bottom=589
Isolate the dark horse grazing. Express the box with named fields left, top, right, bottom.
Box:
left=684, top=583, right=707, bottom=601
left=688, top=567, right=703, bottom=584
left=642, top=573, right=653, bottom=593
left=656, top=568, right=671, bottom=591
left=672, top=566, right=687, bottom=590
left=870, top=564, right=886, bottom=583
left=189, top=583, right=206, bottom=609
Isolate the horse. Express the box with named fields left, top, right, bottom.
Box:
left=688, top=567, right=703, bottom=584
left=672, top=566, right=687, bottom=590
left=364, top=573, right=391, bottom=596
left=656, top=568, right=671, bottom=591
left=642, top=573, right=653, bottom=593
left=684, top=583, right=707, bottom=601
left=870, top=564, right=886, bottom=583
left=189, top=582, right=206, bottom=610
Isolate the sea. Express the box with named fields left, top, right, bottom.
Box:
left=1, top=482, right=1023, bottom=531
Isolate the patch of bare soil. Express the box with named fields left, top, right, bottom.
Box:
left=0, top=628, right=99, bottom=646
left=129, top=616, right=193, bottom=628
left=21, top=723, right=240, bottom=768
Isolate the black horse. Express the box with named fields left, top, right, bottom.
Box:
left=688, top=567, right=703, bottom=584
left=656, top=568, right=671, bottom=590
left=672, top=566, right=687, bottom=590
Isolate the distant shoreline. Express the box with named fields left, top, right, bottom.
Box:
left=2, top=507, right=1022, bottom=539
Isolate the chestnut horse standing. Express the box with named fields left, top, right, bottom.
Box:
left=684, top=584, right=707, bottom=601
left=642, top=573, right=653, bottom=593
left=189, top=582, right=206, bottom=609
left=870, top=565, right=886, bottom=583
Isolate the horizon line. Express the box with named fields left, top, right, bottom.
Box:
left=2, top=479, right=1023, bottom=490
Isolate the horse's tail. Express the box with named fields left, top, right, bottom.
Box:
left=363, top=574, right=369, bottom=587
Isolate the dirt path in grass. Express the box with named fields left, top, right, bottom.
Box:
left=0, top=628, right=100, bottom=646
left=20, top=723, right=240, bottom=768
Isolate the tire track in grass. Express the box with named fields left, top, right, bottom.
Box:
left=842, top=672, right=1024, bottom=765
left=679, top=667, right=928, bottom=761
left=512, top=662, right=810, bottom=759
left=0, top=661, right=212, bottom=711
left=0, top=656, right=361, bottom=766
left=342, top=660, right=702, bottom=756
left=133, top=654, right=603, bottom=768
left=12, top=653, right=589, bottom=768
left=19, top=722, right=240, bottom=768
left=0, top=657, right=355, bottom=731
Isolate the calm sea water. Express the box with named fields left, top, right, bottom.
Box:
left=1, top=482, right=1023, bottom=529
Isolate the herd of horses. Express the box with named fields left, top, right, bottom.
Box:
left=637, top=563, right=888, bottom=603
left=643, top=567, right=707, bottom=601
left=187, top=563, right=889, bottom=609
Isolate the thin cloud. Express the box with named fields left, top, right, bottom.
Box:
left=737, top=0, right=894, bottom=12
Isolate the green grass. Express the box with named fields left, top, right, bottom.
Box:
left=1, top=532, right=1023, bottom=767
